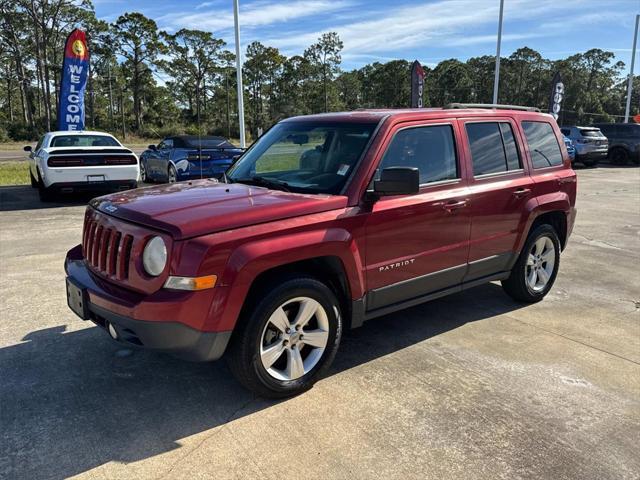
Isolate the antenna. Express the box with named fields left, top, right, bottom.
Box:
left=196, top=79, right=202, bottom=180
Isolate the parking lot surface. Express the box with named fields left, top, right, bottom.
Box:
left=1, top=166, right=638, bottom=480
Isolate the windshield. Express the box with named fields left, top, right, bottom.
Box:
left=50, top=135, right=120, bottom=147
left=227, top=121, right=377, bottom=194
left=184, top=137, right=235, bottom=149
left=579, top=129, right=603, bottom=138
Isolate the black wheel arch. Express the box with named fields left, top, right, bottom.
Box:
left=238, top=256, right=353, bottom=330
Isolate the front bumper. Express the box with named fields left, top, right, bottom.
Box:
left=64, top=247, right=231, bottom=361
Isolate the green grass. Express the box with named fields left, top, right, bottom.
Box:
left=0, top=162, right=30, bottom=186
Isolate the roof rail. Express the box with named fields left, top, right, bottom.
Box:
left=444, top=103, right=541, bottom=112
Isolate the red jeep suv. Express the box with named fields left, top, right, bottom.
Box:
left=65, top=104, right=577, bottom=397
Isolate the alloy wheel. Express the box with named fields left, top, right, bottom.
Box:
left=525, top=236, right=556, bottom=292
left=168, top=166, right=177, bottom=183
left=259, top=297, right=329, bottom=381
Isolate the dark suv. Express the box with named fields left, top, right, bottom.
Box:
left=65, top=105, right=577, bottom=398
left=593, top=123, right=640, bottom=165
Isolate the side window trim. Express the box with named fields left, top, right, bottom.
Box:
left=376, top=122, right=462, bottom=189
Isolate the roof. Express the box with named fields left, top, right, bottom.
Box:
left=47, top=130, right=116, bottom=136
left=284, top=108, right=552, bottom=123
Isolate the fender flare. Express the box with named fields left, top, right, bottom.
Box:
left=516, top=191, right=571, bottom=254
left=208, top=228, right=365, bottom=331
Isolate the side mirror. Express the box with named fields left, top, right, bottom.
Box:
left=148, top=144, right=157, bottom=151
left=23, top=145, right=32, bottom=152
left=373, top=167, right=419, bottom=196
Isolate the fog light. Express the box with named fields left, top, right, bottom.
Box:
left=164, top=275, right=217, bottom=291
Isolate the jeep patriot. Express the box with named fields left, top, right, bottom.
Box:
left=65, top=105, right=577, bottom=397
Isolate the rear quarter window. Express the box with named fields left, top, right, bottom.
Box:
left=522, top=121, right=564, bottom=169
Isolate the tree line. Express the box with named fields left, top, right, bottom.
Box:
left=1, top=0, right=637, bottom=142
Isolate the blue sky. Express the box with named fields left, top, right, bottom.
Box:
left=94, top=0, right=639, bottom=75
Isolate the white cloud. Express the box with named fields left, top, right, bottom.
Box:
left=264, top=0, right=616, bottom=57
left=158, top=0, right=353, bottom=33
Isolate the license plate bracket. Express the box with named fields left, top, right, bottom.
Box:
left=66, top=277, right=89, bottom=320
left=87, top=175, right=105, bottom=183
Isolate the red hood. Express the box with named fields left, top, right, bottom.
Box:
left=90, top=180, right=347, bottom=239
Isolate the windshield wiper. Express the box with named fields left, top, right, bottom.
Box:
left=232, top=176, right=291, bottom=192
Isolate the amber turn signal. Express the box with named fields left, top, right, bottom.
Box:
left=164, top=275, right=217, bottom=291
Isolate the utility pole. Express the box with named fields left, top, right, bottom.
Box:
left=492, top=0, right=505, bottom=105
left=624, top=14, right=639, bottom=123
left=233, top=0, right=246, bottom=148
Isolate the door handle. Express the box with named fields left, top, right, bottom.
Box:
left=443, top=200, right=468, bottom=212
left=513, top=188, right=531, bottom=198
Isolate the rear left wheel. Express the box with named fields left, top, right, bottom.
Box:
left=610, top=147, right=629, bottom=165
left=227, top=276, right=342, bottom=398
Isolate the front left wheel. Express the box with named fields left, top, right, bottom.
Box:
left=168, top=164, right=177, bottom=183
left=227, top=276, right=342, bottom=398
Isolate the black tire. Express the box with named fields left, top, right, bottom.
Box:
left=168, top=164, right=177, bottom=183
left=30, top=170, right=38, bottom=188
left=609, top=148, right=629, bottom=165
left=502, top=224, right=561, bottom=303
left=140, top=160, right=148, bottom=183
left=227, top=276, right=342, bottom=398
left=36, top=170, right=55, bottom=202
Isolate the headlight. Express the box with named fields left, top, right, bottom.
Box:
left=142, top=236, right=167, bottom=276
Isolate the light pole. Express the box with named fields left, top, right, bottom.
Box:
left=233, top=0, right=246, bottom=147
left=624, top=14, right=639, bottom=123
left=492, top=0, right=504, bottom=105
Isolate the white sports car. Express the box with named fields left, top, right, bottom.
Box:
left=25, top=131, right=139, bottom=201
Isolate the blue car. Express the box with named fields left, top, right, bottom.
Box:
left=563, top=134, right=576, bottom=162
left=140, top=135, right=244, bottom=183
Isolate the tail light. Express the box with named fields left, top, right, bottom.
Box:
left=48, top=155, right=137, bottom=167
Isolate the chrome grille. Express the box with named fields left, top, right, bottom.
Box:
left=82, top=216, right=133, bottom=280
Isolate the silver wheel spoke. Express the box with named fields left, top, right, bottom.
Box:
left=541, top=250, right=554, bottom=263
left=286, top=347, right=305, bottom=379
left=534, top=237, right=546, bottom=254
left=528, top=268, right=537, bottom=287
left=300, top=329, right=328, bottom=348
left=261, top=342, right=285, bottom=369
left=527, top=254, right=535, bottom=266
left=538, top=267, right=550, bottom=284
left=293, top=298, right=319, bottom=328
left=269, top=307, right=290, bottom=333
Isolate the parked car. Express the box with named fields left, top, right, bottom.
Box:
left=139, top=135, right=244, bottom=183
left=592, top=123, right=640, bottom=165
left=65, top=105, right=577, bottom=398
left=563, top=134, right=576, bottom=162
left=560, top=126, right=608, bottom=167
left=25, top=131, right=138, bottom=201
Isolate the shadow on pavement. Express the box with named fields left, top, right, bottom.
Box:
left=1, top=283, right=525, bottom=479
left=0, top=185, right=91, bottom=212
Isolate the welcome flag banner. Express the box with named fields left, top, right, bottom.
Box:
left=58, top=29, right=89, bottom=131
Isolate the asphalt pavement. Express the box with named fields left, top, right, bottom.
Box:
left=0, top=166, right=638, bottom=480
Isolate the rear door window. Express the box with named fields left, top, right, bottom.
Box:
left=379, top=124, right=458, bottom=184
left=466, top=122, right=521, bottom=176
left=522, top=121, right=563, bottom=168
